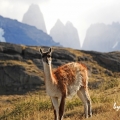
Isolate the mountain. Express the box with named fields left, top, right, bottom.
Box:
left=22, top=4, right=47, bottom=33
left=50, top=19, right=80, bottom=49
left=0, top=15, right=60, bottom=46
left=0, top=28, right=6, bottom=42
left=82, top=22, right=120, bottom=52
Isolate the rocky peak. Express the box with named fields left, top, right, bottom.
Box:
left=22, top=4, right=47, bottom=33
left=82, top=22, right=120, bottom=52
left=50, top=20, right=80, bottom=49
left=55, top=19, right=64, bottom=27
left=65, top=21, right=73, bottom=27
left=51, top=19, right=65, bottom=33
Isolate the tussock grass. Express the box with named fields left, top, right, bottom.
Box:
left=0, top=75, right=120, bottom=120
left=0, top=82, right=120, bottom=120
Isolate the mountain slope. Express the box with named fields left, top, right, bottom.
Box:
left=0, top=15, right=60, bottom=46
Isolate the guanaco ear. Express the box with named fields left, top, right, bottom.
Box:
left=48, top=47, right=52, bottom=53
left=39, top=48, right=43, bottom=55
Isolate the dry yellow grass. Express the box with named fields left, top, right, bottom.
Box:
left=0, top=79, right=120, bottom=120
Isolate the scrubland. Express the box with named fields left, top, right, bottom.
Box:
left=0, top=77, right=120, bottom=120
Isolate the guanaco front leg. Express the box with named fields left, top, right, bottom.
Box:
left=51, top=97, right=59, bottom=120
left=59, top=96, right=66, bottom=120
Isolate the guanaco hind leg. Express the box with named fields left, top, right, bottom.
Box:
left=77, top=86, right=92, bottom=118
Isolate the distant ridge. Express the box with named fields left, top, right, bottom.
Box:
left=0, top=15, right=60, bottom=46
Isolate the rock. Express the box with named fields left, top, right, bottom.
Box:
left=18, top=87, right=22, bottom=92
left=50, top=20, right=80, bottom=49
left=0, top=53, right=23, bottom=60
left=0, top=62, right=44, bottom=93
left=81, top=50, right=120, bottom=72
left=98, top=54, right=120, bottom=72
left=92, top=67, right=99, bottom=74
left=0, top=46, right=3, bottom=52
left=82, top=22, right=120, bottom=52
left=23, top=47, right=40, bottom=59
left=52, top=58, right=63, bottom=67
left=105, top=70, right=113, bottom=76
left=32, top=59, right=43, bottom=69
left=0, top=42, right=23, bottom=63
left=0, top=42, right=22, bottom=54
left=52, top=48, right=76, bottom=61
left=78, top=56, right=92, bottom=61
left=22, top=4, right=47, bottom=33
left=0, top=53, right=14, bottom=60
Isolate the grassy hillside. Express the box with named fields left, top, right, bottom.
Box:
left=0, top=82, right=120, bottom=120
left=0, top=46, right=120, bottom=120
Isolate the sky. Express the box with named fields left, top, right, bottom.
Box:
left=0, top=0, right=120, bottom=45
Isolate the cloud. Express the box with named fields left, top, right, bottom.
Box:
left=0, top=28, right=6, bottom=42
left=3, top=0, right=50, bottom=4
left=0, top=0, right=51, bottom=21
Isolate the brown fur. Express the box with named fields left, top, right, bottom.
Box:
left=53, top=62, right=88, bottom=97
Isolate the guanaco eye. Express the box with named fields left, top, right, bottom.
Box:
left=46, top=54, right=51, bottom=58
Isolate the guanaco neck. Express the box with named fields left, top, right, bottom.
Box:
left=43, top=61, right=56, bottom=86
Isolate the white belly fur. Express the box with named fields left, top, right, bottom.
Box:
left=67, top=72, right=83, bottom=98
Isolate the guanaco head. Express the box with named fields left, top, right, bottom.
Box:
left=39, top=47, right=52, bottom=65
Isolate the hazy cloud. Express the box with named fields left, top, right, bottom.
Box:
left=1, top=0, right=50, bottom=4
left=0, top=28, right=6, bottom=42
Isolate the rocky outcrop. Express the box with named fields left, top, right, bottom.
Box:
left=82, top=22, right=120, bottom=52
left=22, top=4, right=47, bottom=33
left=50, top=20, right=80, bottom=49
left=81, top=50, right=120, bottom=72
left=0, top=65, right=43, bottom=93
left=0, top=43, right=44, bottom=94
left=0, top=42, right=120, bottom=94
